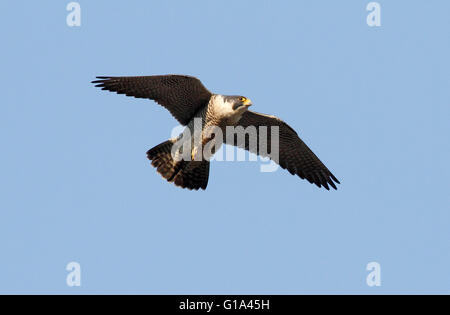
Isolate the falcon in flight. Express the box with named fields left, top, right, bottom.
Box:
left=92, top=75, right=340, bottom=190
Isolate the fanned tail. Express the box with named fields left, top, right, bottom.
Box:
left=146, top=140, right=210, bottom=190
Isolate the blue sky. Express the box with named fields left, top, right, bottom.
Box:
left=0, top=1, right=449, bottom=294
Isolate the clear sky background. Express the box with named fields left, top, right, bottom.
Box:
left=1, top=1, right=449, bottom=294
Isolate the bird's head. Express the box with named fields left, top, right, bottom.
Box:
left=213, top=95, right=252, bottom=120
left=225, top=95, right=252, bottom=112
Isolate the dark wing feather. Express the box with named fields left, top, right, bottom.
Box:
left=92, top=75, right=212, bottom=125
left=229, top=111, right=340, bottom=190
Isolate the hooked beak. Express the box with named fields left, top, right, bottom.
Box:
left=233, top=98, right=253, bottom=110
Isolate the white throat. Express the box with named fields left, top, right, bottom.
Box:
left=210, top=94, right=247, bottom=124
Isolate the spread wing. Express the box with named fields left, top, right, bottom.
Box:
left=228, top=111, right=340, bottom=190
left=92, top=75, right=212, bottom=125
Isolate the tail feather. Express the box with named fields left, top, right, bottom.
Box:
left=173, top=161, right=210, bottom=190
left=146, top=140, right=210, bottom=190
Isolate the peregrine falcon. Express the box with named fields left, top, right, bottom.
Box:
left=92, top=75, right=340, bottom=190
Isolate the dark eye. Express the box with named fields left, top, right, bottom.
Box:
left=239, top=97, right=246, bottom=102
